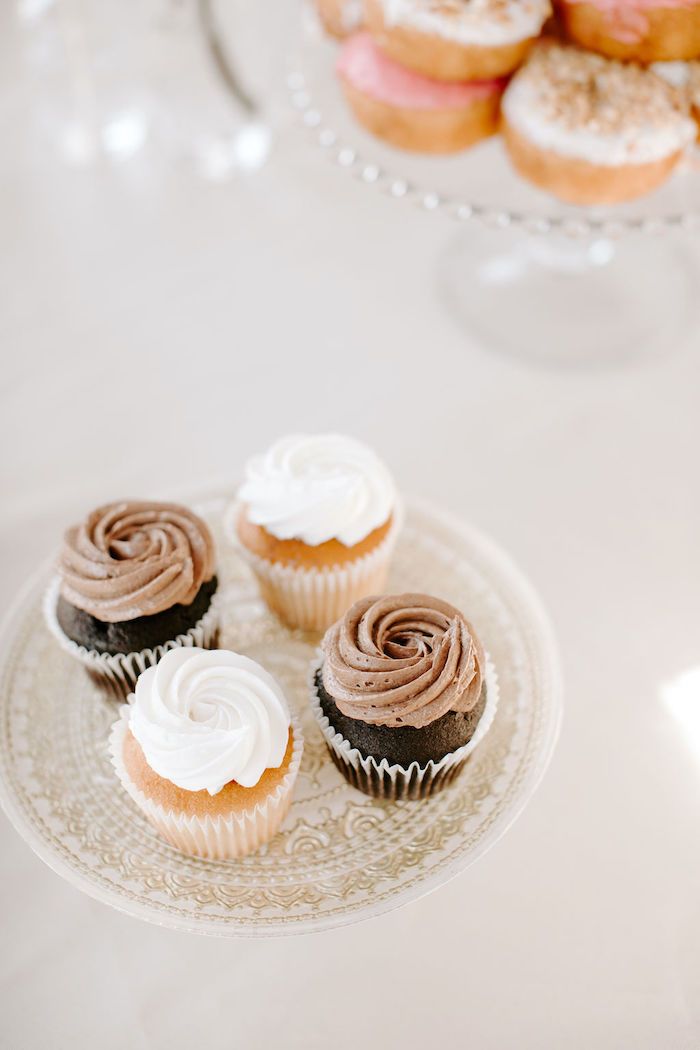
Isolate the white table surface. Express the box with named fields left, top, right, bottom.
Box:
left=2, top=3, right=700, bottom=1048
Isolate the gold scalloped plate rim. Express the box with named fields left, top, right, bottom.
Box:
left=0, top=496, right=562, bottom=938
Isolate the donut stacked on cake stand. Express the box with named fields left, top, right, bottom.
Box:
left=294, top=0, right=700, bottom=367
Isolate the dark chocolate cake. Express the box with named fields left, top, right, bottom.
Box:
left=315, top=669, right=487, bottom=766
left=57, top=576, right=218, bottom=655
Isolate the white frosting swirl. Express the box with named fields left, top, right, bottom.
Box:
left=129, top=648, right=291, bottom=794
left=238, top=434, right=397, bottom=547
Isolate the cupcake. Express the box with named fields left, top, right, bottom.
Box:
left=315, top=0, right=364, bottom=38
left=44, top=500, right=220, bottom=698
left=556, top=0, right=700, bottom=63
left=234, top=434, right=401, bottom=632
left=364, top=0, right=552, bottom=81
left=338, top=32, right=505, bottom=153
left=109, top=647, right=303, bottom=859
left=310, top=594, right=498, bottom=799
left=502, top=42, right=696, bottom=204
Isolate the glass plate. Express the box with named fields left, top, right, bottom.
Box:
left=286, top=12, right=700, bottom=364
left=0, top=496, right=561, bottom=937
left=288, top=9, right=700, bottom=236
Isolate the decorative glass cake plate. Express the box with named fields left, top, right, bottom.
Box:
left=287, top=5, right=700, bottom=366
left=0, top=496, right=561, bottom=937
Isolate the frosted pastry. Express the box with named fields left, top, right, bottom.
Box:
left=234, top=433, right=400, bottom=632
left=556, top=0, right=700, bottom=63
left=310, top=594, right=498, bottom=799
left=338, top=32, right=504, bottom=152
left=45, top=501, right=220, bottom=698
left=364, top=0, right=552, bottom=81
left=502, top=42, right=696, bottom=203
left=109, top=648, right=303, bottom=859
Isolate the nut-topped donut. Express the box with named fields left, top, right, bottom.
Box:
left=502, top=42, right=696, bottom=204
left=364, top=0, right=552, bottom=81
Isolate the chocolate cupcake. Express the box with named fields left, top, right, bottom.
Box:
left=44, top=501, right=220, bottom=698
left=310, top=593, right=498, bottom=799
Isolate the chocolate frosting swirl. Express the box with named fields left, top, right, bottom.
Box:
left=321, top=593, right=484, bottom=729
left=59, top=501, right=215, bottom=622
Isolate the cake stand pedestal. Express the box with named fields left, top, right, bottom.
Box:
left=437, top=225, right=698, bottom=368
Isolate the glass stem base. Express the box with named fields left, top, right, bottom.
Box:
left=438, top=227, right=699, bottom=368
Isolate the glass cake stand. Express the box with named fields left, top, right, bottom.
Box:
left=288, top=7, right=700, bottom=367
left=0, top=494, right=561, bottom=937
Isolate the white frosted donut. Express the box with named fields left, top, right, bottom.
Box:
left=502, top=42, right=695, bottom=203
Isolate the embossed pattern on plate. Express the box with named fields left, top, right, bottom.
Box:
left=0, top=498, right=561, bottom=937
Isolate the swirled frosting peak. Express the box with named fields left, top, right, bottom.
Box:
left=59, top=501, right=215, bottom=622
left=238, top=434, right=396, bottom=547
left=321, top=594, right=484, bottom=729
left=129, top=648, right=291, bottom=793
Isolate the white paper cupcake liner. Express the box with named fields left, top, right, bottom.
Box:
left=43, top=576, right=221, bottom=701
left=108, top=707, right=304, bottom=860
left=230, top=506, right=403, bottom=634
left=308, top=652, right=499, bottom=800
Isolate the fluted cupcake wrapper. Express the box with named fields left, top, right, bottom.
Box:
left=308, top=652, right=499, bottom=800
left=108, top=707, right=304, bottom=860
left=43, top=576, right=221, bottom=702
left=232, top=510, right=402, bottom=634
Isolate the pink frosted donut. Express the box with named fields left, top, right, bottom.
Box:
left=557, top=0, right=700, bottom=61
left=338, top=30, right=503, bottom=108
left=337, top=32, right=504, bottom=152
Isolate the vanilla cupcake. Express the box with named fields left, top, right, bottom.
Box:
left=338, top=32, right=505, bottom=152
left=364, top=0, right=551, bottom=81
left=44, top=501, right=220, bottom=698
left=109, top=648, right=303, bottom=859
left=310, top=594, right=498, bottom=799
left=315, top=0, right=364, bottom=37
left=234, top=434, right=400, bottom=632
left=502, top=42, right=696, bottom=204
left=556, top=0, right=700, bottom=63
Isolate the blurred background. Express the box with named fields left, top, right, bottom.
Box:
left=1, top=2, right=699, bottom=1048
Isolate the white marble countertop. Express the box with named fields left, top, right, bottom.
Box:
left=1, top=3, right=700, bottom=1048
